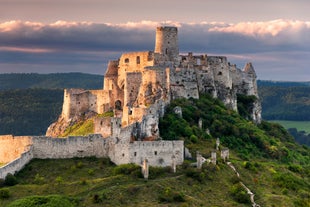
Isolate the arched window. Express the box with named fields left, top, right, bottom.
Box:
left=115, top=100, right=122, bottom=110
left=125, top=58, right=129, bottom=63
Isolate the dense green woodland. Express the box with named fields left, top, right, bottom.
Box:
left=0, top=73, right=103, bottom=90
left=0, top=89, right=63, bottom=135
left=0, top=93, right=309, bottom=207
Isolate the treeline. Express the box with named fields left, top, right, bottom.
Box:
left=258, top=82, right=310, bottom=121
left=0, top=73, right=103, bottom=90
left=0, top=89, right=63, bottom=135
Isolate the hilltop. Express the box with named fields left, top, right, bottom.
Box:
left=0, top=94, right=309, bottom=207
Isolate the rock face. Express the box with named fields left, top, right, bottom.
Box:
left=46, top=26, right=261, bottom=139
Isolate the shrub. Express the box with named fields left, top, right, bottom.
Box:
left=55, top=176, right=64, bottom=184
left=7, top=195, right=75, bottom=207
left=92, top=194, right=101, bottom=204
left=88, top=169, right=95, bottom=176
left=230, top=183, right=250, bottom=204
left=76, top=161, right=84, bottom=168
left=288, top=164, right=303, bottom=173
left=190, top=134, right=198, bottom=143
left=0, top=188, right=10, bottom=199
left=185, top=168, right=206, bottom=183
left=34, top=173, right=45, bottom=184
left=149, top=166, right=170, bottom=179
left=0, top=178, right=5, bottom=187
left=158, top=187, right=185, bottom=203
left=113, top=163, right=141, bottom=177
left=4, top=173, right=18, bottom=186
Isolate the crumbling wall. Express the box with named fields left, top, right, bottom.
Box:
left=170, top=67, right=199, bottom=99
left=0, top=147, right=33, bottom=179
left=113, top=140, right=184, bottom=167
left=32, top=135, right=112, bottom=159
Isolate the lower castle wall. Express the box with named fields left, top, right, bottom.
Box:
left=112, top=140, right=184, bottom=167
left=32, top=135, right=112, bottom=159
left=0, top=133, right=184, bottom=179
left=0, top=147, right=33, bottom=179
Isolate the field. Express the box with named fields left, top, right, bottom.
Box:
left=269, top=120, right=310, bottom=134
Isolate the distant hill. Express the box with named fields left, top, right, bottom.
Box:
left=258, top=80, right=310, bottom=121
left=257, top=80, right=310, bottom=87
left=0, top=73, right=103, bottom=90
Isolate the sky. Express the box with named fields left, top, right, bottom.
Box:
left=0, top=0, right=309, bottom=81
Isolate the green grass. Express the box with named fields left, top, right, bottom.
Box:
left=269, top=120, right=310, bottom=134
left=1, top=141, right=309, bottom=207
left=61, top=119, right=94, bottom=137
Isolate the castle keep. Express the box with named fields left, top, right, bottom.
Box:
left=0, top=26, right=261, bottom=179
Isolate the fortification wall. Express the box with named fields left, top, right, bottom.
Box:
left=32, top=135, right=112, bottom=159
left=0, top=147, right=33, bottom=179
left=112, top=140, right=184, bottom=167
left=0, top=135, right=32, bottom=163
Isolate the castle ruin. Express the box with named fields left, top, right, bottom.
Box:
left=0, top=26, right=261, bottom=179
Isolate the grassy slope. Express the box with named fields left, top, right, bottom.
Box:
left=1, top=94, right=309, bottom=207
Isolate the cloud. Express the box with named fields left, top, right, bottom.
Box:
left=0, top=20, right=309, bottom=80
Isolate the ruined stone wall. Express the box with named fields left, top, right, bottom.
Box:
left=113, top=140, right=184, bottom=167
left=0, top=135, right=32, bottom=163
left=94, top=117, right=112, bottom=138
left=32, top=135, right=112, bottom=159
left=170, top=67, right=199, bottom=99
left=0, top=147, right=33, bottom=179
left=89, top=90, right=112, bottom=114
left=62, top=89, right=98, bottom=120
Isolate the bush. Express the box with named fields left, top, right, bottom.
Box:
left=113, top=163, right=141, bottom=177
left=0, top=188, right=10, bottom=199
left=7, top=195, right=75, bottom=207
left=34, top=173, right=45, bottom=184
left=230, top=183, right=250, bottom=204
left=158, top=187, right=185, bottom=203
left=4, top=173, right=18, bottom=186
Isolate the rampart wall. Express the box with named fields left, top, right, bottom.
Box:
left=112, top=140, right=184, bottom=167
left=0, top=133, right=184, bottom=179
left=31, top=135, right=112, bottom=159
left=0, top=147, right=33, bottom=179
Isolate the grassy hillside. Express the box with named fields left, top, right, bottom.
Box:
left=1, top=94, right=309, bottom=207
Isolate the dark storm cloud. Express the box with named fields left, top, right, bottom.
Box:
left=0, top=20, right=309, bottom=80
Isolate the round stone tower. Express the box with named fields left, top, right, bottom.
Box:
left=154, top=26, right=179, bottom=61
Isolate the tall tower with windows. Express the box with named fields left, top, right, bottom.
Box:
left=154, top=26, right=179, bottom=61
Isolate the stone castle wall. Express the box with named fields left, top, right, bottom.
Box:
left=0, top=135, right=32, bottom=163
left=0, top=132, right=184, bottom=179
left=0, top=147, right=33, bottom=179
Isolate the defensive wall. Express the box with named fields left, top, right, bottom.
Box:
left=0, top=134, right=184, bottom=179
